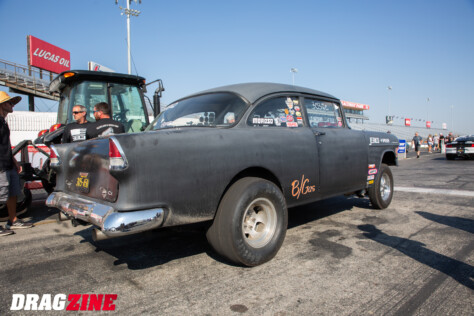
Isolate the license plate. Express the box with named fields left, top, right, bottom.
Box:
left=75, top=173, right=90, bottom=193
left=457, top=148, right=464, bottom=154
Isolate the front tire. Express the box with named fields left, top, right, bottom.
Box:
left=206, top=177, right=288, bottom=266
left=368, top=164, right=393, bottom=209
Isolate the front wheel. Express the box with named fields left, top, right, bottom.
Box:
left=368, top=164, right=393, bottom=209
left=206, top=177, right=288, bottom=266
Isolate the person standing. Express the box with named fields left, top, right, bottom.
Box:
left=0, top=92, right=34, bottom=235
left=446, top=132, right=455, bottom=143
left=412, top=132, right=423, bottom=159
left=427, top=134, right=433, bottom=153
left=433, top=134, right=439, bottom=152
left=86, top=102, right=125, bottom=139
left=61, top=104, right=89, bottom=143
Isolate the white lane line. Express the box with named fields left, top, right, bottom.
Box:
left=395, top=187, right=474, bottom=197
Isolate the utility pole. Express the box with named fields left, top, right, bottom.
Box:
left=116, top=0, right=141, bottom=74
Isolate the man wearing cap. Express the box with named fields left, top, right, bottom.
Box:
left=61, top=104, right=89, bottom=143
left=0, top=91, right=34, bottom=235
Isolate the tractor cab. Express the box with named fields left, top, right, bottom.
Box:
left=37, top=70, right=163, bottom=145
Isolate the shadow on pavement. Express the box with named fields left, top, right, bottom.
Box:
left=416, top=211, right=474, bottom=234
left=358, top=224, right=474, bottom=290
left=72, top=195, right=372, bottom=269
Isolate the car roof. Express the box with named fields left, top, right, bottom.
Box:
left=183, top=83, right=338, bottom=104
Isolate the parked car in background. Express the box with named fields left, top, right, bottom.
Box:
left=446, top=135, right=474, bottom=160
left=46, top=83, right=399, bottom=266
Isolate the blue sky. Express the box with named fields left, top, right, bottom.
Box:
left=1, top=0, right=473, bottom=134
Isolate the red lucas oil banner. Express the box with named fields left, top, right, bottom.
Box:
left=27, top=35, right=70, bottom=73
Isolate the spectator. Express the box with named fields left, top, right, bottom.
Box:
left=0, top=92, right=34, bottom=235
left=433, top=134, right=439, bottom=152
left=61, top=104, right=89, bottom=143
left=446, top=132, right=455, bottom=143
left=87, top=102, right=125, bottom=139
left=427, top=134, right=433, bottom=153
left=412, top=132, right=422, bottom=159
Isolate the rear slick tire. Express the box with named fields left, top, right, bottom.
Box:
left=368, top=164, right=393, bottom=209
left=206, top=177, right=288, bottom=266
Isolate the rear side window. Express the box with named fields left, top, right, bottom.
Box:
left=248, top=96, right=304, bottom=127
left=305, top=99, right=344, bottom=128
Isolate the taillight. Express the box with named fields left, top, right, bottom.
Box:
left=49, top=146, right=61, bottom=167
left=38, top=129, right=48, bottom=137
left=49, top=123, right=63, bottom=133
left=446, top=144, right=453, bottom=148
left=109, top=137, right=128, bottom=171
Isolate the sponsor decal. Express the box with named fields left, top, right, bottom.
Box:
left=280, top=116, right=287, bottom=123
left=291, top=175, right=316, bottom=199
left=286, top=122, right=298, bottom=127
left=367, top=180, right=374, bottom=185
left=252, top=118, right=274, bottom=125
left=296, top=116, right=303, bottom=122
left=295, top=106, right=300, bottom=111
left=368, top=169, right=378, bottom=175
left=290, top=110, right=295, bottom=115
left=370, top=137, right=379, bottom=144
left=10, top=294, right=117, bottom=311
left=284, top=109, right=289, bottom=115
left=367, top=175, right=375, bottom=180
left=286, top=115, right=294, bottom=122
left=285, top=97, right=294, bottom=109
left=380, top=138, right=390, bottom=143
left=274, top=118, right=281, bottom=126
left=337, top=121, right=342, bottom=127
left=368, top=164, right=376, bottom=169
left=296, top=111, right=302, bottom=117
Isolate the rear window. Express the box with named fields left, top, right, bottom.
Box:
left=150, top=93, right=247, bottom=129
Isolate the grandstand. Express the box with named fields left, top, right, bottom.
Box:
left=349, top=121, right=453, bottom=143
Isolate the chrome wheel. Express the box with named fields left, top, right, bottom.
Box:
left=380, top=172, right=391, bottom=202
left=242, top=197, right=277, bottom=248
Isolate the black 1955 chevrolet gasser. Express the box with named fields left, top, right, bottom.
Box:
left=46, top=83, right=399, bottom=266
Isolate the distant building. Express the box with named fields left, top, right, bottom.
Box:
left=341, top=100, right=369, bottom=124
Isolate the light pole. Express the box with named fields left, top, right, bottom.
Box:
left=426, top=97, right=430, bottom=122
left=116, top=0, right=141, bottom=74
left=450, top=105, right=454, bottom=130
left=387, top=86, right=392, bottom=116
left=290, top=68, right=298, bottom=85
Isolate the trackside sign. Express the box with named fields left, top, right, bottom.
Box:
left=27, top=35, right=71, bottom=73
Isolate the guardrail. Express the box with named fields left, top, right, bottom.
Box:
left=0, top=58, right=59, bottom=100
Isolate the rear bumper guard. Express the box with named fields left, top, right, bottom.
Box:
left=46, top=192, right=164, bottom=238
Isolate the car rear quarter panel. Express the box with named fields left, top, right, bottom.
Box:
left=111, top=127, right=318, bottom=226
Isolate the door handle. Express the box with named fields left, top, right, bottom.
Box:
left=313, top=131, right=326, bottom=136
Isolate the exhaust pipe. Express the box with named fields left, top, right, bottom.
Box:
left=92, top=228, right=116, bottom=242
left=57, top=212, right=70, bottom=223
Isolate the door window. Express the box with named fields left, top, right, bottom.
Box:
left=305, top=99, right=344, bottom=128
left=248, top=96, right=304, bottom=127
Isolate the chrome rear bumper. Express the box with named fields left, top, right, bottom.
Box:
left=46, top=192, right=164, bottom=238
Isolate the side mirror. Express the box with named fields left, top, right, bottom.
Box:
left=152, top=79, right=165, bottom=117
